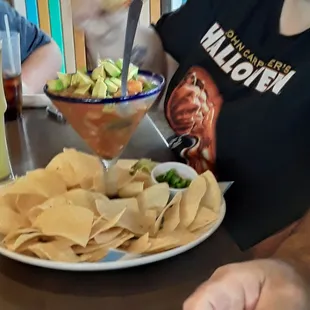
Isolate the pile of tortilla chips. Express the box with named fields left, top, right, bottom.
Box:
left=0, top=149, right=221, bottom=263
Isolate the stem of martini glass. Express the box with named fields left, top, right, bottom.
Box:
left=101, top=157, right=120, bottom=196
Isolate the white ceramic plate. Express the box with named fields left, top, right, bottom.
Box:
left=0, top=160, right=227, bottom=271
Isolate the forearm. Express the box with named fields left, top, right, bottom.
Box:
left=21, top=40, right=62, bottom=93
left=273, top=212, right=310, bottom=282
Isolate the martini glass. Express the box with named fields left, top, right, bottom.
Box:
left=44, top=70, right=165, bottom=189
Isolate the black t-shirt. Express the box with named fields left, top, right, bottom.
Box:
left=154, top=0, right=310, bottom=250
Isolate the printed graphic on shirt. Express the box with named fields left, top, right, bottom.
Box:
left=200, top=23, right=296, bottom=94
left=166, top=21, right=298, bottom=174
left=166, top=67, right=223, bottom=174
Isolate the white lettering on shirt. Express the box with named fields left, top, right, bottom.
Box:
left=200, top=23, right=296, bottom=95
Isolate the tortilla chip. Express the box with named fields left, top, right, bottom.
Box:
left=200, top=170, right=222, bottom=213
left=0, top=194, right=17, bottom=213
left=3, top=169, right=66, bottom=198
left=0, top=206, right=25, bottom=235
left=7, top=232, right=46, bottom=252
left=133, top=171, right=152, bottom=186
left=3, top=228, right=37, bottom=245
left=90, top=209, right=126, bottom=239
left=146, top=235, right=180, bottom=254
left=26, top=196, right=71, bottom=224
left=15, top=193, right=48, bottom=215
left=188, top=207, right=218, bottom=232
left=46, top=148, right=103, bottom=189
left=77, top=231, right=133, bottom=253
left=94, top=227, right=123, bottom=244
left=158, top=229, right=197, bottom=245
left=79, top=247, right=109, bottom=262
left=105, top=231, right=134, bottom=249
left=193, top=222, right=217, bottom=238
left=28, top=239, right=80, bottom=262
left=143, top=209, right=157, bottom=231
left=126, top=233, right=151, bottom=254
left=46, top=154, right=76, bottom=188
left=162, top=193, right=182, bottom=233
left=33, top=204, right=94, bottom=247
left=25, top=169, right=67, bottom=197
left=179, top=176, right=206, bottom=227
left=152, top=193, right=182, bottom=236
left=104, top=166, right=135, bottom=197
left=90, top=170, right=105, bottom=193
left=64, top=189, right=108, bottom=215
left=118, top=182, right=144, bottom=198
left=109, top=198, right=139, bottom=213
left=137, top=183, right=170, bottom=213
left=73, top=242, right=107, bottom=255
left=96, top=200, right=145, bottom=235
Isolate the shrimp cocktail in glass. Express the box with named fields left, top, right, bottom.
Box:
left=44, top=59, right=164, bottom=181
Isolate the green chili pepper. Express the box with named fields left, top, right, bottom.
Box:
left=185, top=179, right=192, bottom=187
left=164, top=169, right=176, bottom=182
left=177, top=179, right=187, bottom=188
left=156, top=175, right=166, bottom=183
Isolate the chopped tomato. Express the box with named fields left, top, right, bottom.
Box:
left=127, top=80, right=143, bottom=95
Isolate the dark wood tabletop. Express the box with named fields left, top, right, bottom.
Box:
left=2, top=109, right=251, bottom=310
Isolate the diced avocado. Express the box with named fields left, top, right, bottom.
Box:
left=105, top=58, right=115, bottom=64
left=110, top=77, right=122, bottom=88
left=98, top=58, right=114, bottom=66
left=105, top=78, right=119, bottom=93
left=130, top=159, right=157, bottom=175
left=47, top=79, right=64, bottom=92
left=103, top=61, right=121, bottom=78
left=92, top=78, right=108, bottom=98
left=115, top=59, right=138, bottom=80
left=77, top=70, right=94, bottom=86
left=74, top=84, right=91, bottom=95
left=78, top=66, right=87, bottom=73
left=91, top=65, right=106, bottom=81
left=70, top=73, right=79, bottom=86
left=115, top=58, right=123, bottom=70
left=57, top=72, right=71, bottom=89
left=143, top=81, right=157, bottom=92
left=127, top=64, right=139, bottom=80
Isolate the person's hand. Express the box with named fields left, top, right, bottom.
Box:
left=184, top=259, right=309, bottom=310
left=70, top=0, right=129, bottom=40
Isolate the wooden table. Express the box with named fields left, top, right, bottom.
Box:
left=1, top=109, right=250, bottom=310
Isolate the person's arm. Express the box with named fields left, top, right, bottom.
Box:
left=2, top=1, right=62, bottom=93
left=273, top=211, right=310, bottom=281
left=21, top=40, right=62, bottom=94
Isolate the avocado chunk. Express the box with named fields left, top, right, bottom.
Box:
left=105, top=78, right=119, bottom=93
left=103, top=61, right=121, bottom=78
left=115, top=58, right=123, bottom=70
left=77, top=70, right=94, bottom=86
left=91, top=65, right=106, bottom=81
left=143, top=81, right=157, bottom=92
left=57, top=72, right=71, bottom=88
left=74, top=84, right=91, bottom=95
left=92, top=78, right=108, bottom=98
left=115, top=59, right=138, bottom=80
left=47, top=79, right=64, bottom=92
left=110, top=77, right=122, bottom=88
left=70, top=73, right=79, bottom=87
left=127, top=64, right=139, bottom=80
left=98, top=58, right=114, bottom=66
